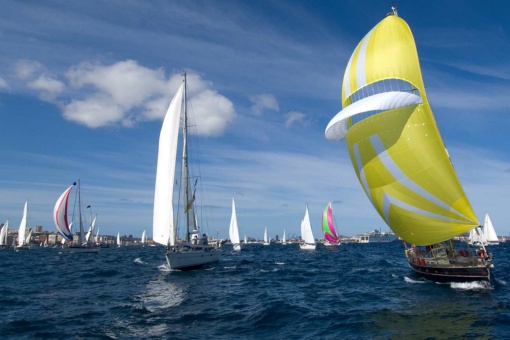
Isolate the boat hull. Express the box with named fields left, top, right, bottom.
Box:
left=299, top=243, right=316, bottom=250
left=408, top=260, right=491, bottom=282
left=166, top=246, right=220, bottom=270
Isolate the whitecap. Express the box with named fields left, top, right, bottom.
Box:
left=404, top=276, right=426, bottom=284
left=450, top=281, right=492, bottom=290
left=134, top=257, right=146, bottom=265
left=157, top=263, right=172, bottom=272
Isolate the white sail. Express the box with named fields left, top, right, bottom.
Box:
left=282, top=229, right=286, bottom=244
left=0, top=220, right=8, bottom=246
left=117, top=232, right=121, bottom=247
left=95, top=227, right=100, bottom=243
left=244, top=234, right=247, bottom=244
left=153, top=83, right=184, bottom=246
left=301, top=205, right=316, bottom=246
left=229, top=198, right=241, bottom=251
left=25, top=229, right=32, bottom=244
left=141, top=230, right=147, bottom=245
left=263, top=227, right=269, bottom=245
left=17, top=201, right=28, bottom=247
left=483, top=213, right=499, bottom=245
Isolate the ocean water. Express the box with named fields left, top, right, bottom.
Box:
left=0, top=241, right=509, bottom=339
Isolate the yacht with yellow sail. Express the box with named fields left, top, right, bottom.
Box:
left=325, top=6, right=493, bottom=282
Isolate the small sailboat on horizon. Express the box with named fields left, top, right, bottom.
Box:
left=0, top=220, right=9, bottom=249
left=300, top=205, right=316, bottom=250
left=141, top=230, right=147, bottom=246
left=322, top=202, right=340, bottom=246
left=15, top=201, right=31, bottom=251
left=263, top=226, right=270, bottom=245
left=229, top=198, right=241, bottom=251
left=483, top=213, right=500, bottom=246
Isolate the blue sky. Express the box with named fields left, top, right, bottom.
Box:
left=1, top=0, right=509, bottom=240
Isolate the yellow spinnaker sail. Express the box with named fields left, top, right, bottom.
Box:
left=326, top=14, right=479, bottom=245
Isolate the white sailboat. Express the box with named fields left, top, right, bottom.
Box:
left=244, top=234, right=247, bottom=244
left=229, top=198, right=241, bottom=251
left=282, top=229, right=286, bottom=245
left=141, top=230, right=147, bottom=246
left=300, top=205, right=316, bottom=250
left=483, top=213, right=500, bottom=246
left=15, top=201, right=31, bottom=250
left=0, top=220, right=9, bottom=248
left=468, top=226, right=487, bottom=246
left=117, top=232, right=122, bottom=247
left=53, top=180, right=100, bottom=253
left=152, top=73, right=220, bottom=270
left=263, top=227, right=270, bottom=245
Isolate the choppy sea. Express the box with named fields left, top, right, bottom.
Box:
left=0, top=241, right=508, bottom=339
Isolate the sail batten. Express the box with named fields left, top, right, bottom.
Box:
left=327, top=12, right=479, bottom=245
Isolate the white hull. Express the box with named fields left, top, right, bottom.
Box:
left=166, top=246, right=220, bottom=270
left=233, top=243, right=241, bottom=251
left=262, top=242, right=270, bottom=246
left=15, top=245, right=32, bottom=251
left=299, top=243, right=316, bottom=250
left=324, top=241, right=340, bottom=247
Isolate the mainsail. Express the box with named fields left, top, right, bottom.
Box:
left=325, top=12, right=479, bottom=245
left=322, top=202, right=339, bottom=243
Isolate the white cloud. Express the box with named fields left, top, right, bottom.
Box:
left=66, top=60, right=168, bottom=109
left=63, top=94, right=126, bottom=128
left=284, top=111, right=306, bottom=128
left=249, top=93, right=279, bottom=115
left=0, top=77, right=10, bottom=91
left=27, top=74, right=65, bottom=101
left=57, top=60, right=237, bottom=133
left=14, top=59, right=44, bottom=80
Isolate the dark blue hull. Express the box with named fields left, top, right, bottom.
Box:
left=408, top=260, right=491, bottom=282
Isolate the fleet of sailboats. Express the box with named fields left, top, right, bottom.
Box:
left=325, top=6, right=493, bottom=282
left=0, top=7, right=504, bottom=286
left=299, top=205, right=316, bottom=250
left=152, top=73, right=220, bottom=270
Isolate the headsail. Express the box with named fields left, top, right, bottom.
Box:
left=17, top=201, right=28, bottom=246
left=53, top=185, right=74, bottom=242
left=229, top=198, right=240, bottom=246
left=322, top=203, right=339, bottom=243
left=153, top=82, right=184, bottom=246
left=325, top=13, right=479, bottom=245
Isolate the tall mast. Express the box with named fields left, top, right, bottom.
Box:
left=78, top=179, right=85, bottom=244
left=182, top=73, right=191, bottom=242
